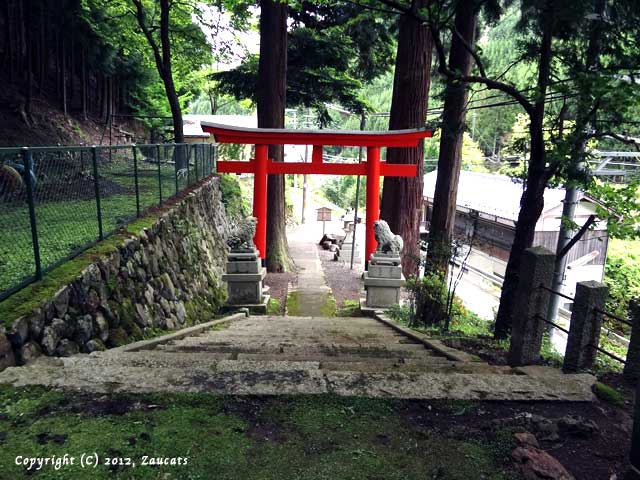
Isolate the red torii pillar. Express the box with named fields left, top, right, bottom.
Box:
left=201, top=123, right=432, bottom=263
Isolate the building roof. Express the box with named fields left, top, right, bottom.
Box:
left=423, top=170, right=569, bottom=222
left=183, top=115, right=259, bottom=138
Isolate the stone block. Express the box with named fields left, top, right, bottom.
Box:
left=0, top=332, right=16, bottom=371
left=623, top=299, right=640, bottom=383
left=508, top=246, right=555, bottom=366
left=370, top=253, right=401, bottom=266
left=223, top=268, right=266, bottom=305
left=366, top=286, right=401, bottom=308
left=368, top=264, right=402, bottom=279
left=363, top=272, right=404, bottom=308
left=563, top=281, right=608, bottom=373
left=228, top=249, right=259, bottom=262
left=226, top=258, right=261, bottom=274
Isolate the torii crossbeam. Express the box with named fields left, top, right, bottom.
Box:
left=201, top=122, right=433, bottom=263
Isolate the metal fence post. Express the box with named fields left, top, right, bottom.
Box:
left=508, top=246, right=555, bottom=366
left=624, top=299, right=640, bottom=383
left=563, top=281, right=608, bottom=372
left=91, top=146, right=104, bottom=240
left=627, top=380, right=640, bottom=480
left=194, top=144, right=199, bottom=180
left=132, top=144, right=141, bottom=217
left=156, top=144, right=163, bottom=205
left=23, top=147, right=42, bottom=281
left=186, top=144, right=190, bottom=184
left=174, top=144, right=179, bottom=195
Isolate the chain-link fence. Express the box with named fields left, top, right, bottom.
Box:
left=0, top=143, right=216, bottom=301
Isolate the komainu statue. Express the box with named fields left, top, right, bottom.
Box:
left=373, top=220, right=404, bottom=254
left=227, top=216, right=258, bottom=252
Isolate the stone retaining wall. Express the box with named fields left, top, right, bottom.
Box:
left=0, top=176, right=230, bottom=369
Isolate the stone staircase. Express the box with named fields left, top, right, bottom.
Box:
left=0, top=315, right=596, bottom=401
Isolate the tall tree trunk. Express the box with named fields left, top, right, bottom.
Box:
left=257, top=0, right=292, bottom=272
left=24, top=0, right=32, bottom=117
left=494, top=1, right=556, bottom=339
left=61, top=34, right=67, bottom=116
left=39, top=1, right=46, bottom=94
left=426, top=0, right=477, bottom=276
left=380, top=0, right=432, bottom=277
left=81, top=48, right=87, bottom=120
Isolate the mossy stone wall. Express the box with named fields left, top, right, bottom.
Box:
left=0, top=176, right=230, bottom=368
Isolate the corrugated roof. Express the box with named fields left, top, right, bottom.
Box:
left=423, top=170, right=568, bottom=222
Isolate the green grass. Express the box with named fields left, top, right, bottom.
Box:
left=0, top=152, right=214, bottom=298
left=0, top=214, right=160, bottom=327
left=0, top=386, right=515, bottom=480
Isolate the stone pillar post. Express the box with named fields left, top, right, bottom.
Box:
left=563, top=281, right=608, bottom=373
left=624, top=299, right=640, bottom=383
left=625, top=378, right=640, bottom=480
left=508, top=246, right=555, bottom=366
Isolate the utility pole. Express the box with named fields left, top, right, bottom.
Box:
left=301, top=108, right=312, bottom=224
left=350, top=112, right=367, bottom=269
left=547, top=0, right=605, bottom=325
left=301, top=143, right=308, bottom=223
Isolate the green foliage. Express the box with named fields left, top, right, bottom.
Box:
left=593, top=382, right=626, bottom=407
left=218, top=174, right=249, bottom=220
left=423, top=130, right=489, bottom=173
left=406, top=273, right=456, bottom=327
left=604, top=239, right=640, bottom=325
left=321, top=176, right=364, bottom=210
left=82, top=0, right=214, bottom=129
left=215, top=7, right=396, bottom=115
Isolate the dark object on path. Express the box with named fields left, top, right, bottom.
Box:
left=319, top=234, right=338, bottom=246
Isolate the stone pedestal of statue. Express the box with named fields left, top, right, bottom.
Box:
left=222, top=248, right=269, bottom=313
left=362, top=252, right=404, bottom=308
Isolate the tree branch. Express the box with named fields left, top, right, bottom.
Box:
left=131, top=0, right=165, bottom=79
left=430, top=20, right=535, bottom=115
left=559, top=214, right=597, bottom=258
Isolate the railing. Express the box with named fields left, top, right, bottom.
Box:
left=0, top=143, right=216, bottom=301
left=536, top=284, right=630, bottom=368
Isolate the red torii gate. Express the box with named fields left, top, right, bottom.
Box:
left=201, top=122, right=432, bottom=263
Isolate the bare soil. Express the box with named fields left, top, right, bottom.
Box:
left=264, top=271, right=295, bottom=315
left=317, top=245, right=363, bottom=307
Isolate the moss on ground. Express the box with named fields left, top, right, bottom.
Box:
left=0, top=386, right=514, bottom=480
left=593, top=382, right=626, bottom=407
left=0, top=215, right=160, bottom=327
left=336, top=299, right=361, bottom=317
left=320, top=294, right=337, bottom=317
left=267, top=298, right=282, bottom=315
left=286, top=291, right=301, bottom=316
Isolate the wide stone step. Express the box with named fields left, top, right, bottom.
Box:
left=319, top=360, right=513, bottom=374
left=155, top=343, right=437, bottom=359
left=0, top=360, right=595, bottom=401
left=233, top=353, right=452, bottom=363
